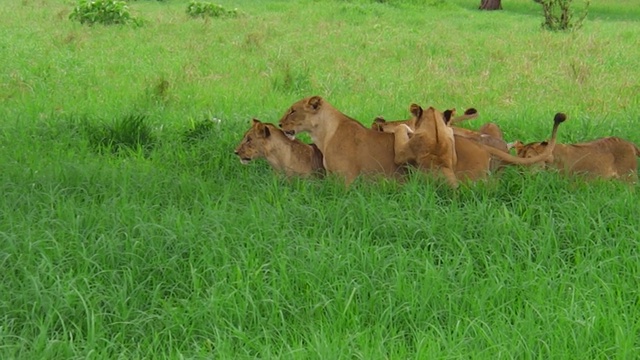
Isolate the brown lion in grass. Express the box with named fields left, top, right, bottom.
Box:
left=372, top=108, right=509, bottom=168
left=235, top=118, right=325, bottom=178
left=277, top=96, right=409, bottom=185
left=371, top=107, right=480, bottom=132
left=388, top=104, right=459, bottom=187
left=511, top=136, right=640, bottom=183
left=388, top=112, right=567, bottom=182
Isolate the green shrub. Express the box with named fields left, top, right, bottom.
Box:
left=539, top=0, right=589, bottom=31
left=186, top=1, right=239, bottom=18
left=69, top=0, right=142, bottom=26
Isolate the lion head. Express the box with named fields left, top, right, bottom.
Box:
left=234, top=118, right=274, bottom=164
left=278, top=95, right=323, bottom=137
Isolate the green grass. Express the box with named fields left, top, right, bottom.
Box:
left=1, top=0, right=639, bottom=358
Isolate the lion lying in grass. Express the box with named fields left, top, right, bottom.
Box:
left=235, top=118, right=325, bottom=178
left=371, top=107, right=480, bottom=132
left=388, top=104, right=459, bottom=187
left=388, top=111, right=566, bottom=182
left=277, top=96, right=409, bottom=185
left=373, top=107, right=509, bottom=157
left=511, top=136, right=640, bottom=182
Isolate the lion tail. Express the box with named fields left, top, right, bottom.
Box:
left=450, top=108, right=479, bottom=124
left=549, top=113, right=567, bottom=146
left=484, top=112, right=566, bottom=166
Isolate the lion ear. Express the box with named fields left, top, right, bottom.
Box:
left=372, top=117, right=386, bottom=131
left=263, top=125, right=271, bottom=138
left=409, top=104, right=422, bottom=118
left=411, top=104, right=424, bottom=128
left=308, top=96, right=323, bottom=110
left=443, top=109, right=455, bottom=124
left=254, top=121, right=269, bottom=138
left=252, top=118, right=261, bottom=125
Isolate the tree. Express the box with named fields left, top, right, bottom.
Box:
left=479, top=0, right=502, bottom=10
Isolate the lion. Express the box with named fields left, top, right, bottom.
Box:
left=277, top=96, right=406, bottom=185
left=234, top=118, right=325, bottom=178
left=389, top=104, right=459, bottom=187
left=372, top=108, right=507, bottom=152
left=371, top=107, right=479, bottom=132
left=371, top=108, right=509, bottom=174
left=511, top=136, right=640, bottom=182
left=389, top=112, right=567, bottom=182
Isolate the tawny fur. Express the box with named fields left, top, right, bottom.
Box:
left=278, top=96, right=405, bottom=185
left=386, top=113, right=566, bottom=182
left=389, top=104, right=459, bottom=188
left=235, top=119, right=325, bottom=178
left=371, top=107, right=478, bottom=132
left=512, top=136, right=640, bottom=182
left=372, top=108, right=509, bottom=157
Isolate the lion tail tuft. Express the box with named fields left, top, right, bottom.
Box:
left=554, top=113, right=567, bottom=124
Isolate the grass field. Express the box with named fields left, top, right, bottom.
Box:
left=1, top=0, right=639, bottom=358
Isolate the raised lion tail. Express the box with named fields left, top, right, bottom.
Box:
left=450, top=108, right=479, bottom=124
left=549, top=112, right=567, bottom=144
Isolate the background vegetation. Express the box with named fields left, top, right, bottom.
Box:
left=1, top=0, right=638, bottom=358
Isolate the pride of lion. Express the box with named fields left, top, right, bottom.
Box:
left=234, top=95, right=639, bottom=186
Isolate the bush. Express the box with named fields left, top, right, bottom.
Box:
left=539, top=0, right=589, bottom=31
left=69, top=0, right=142, bottom=26
left=186, top=1, right=239, bottom=18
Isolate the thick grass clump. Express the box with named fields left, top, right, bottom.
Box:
left=0, top=0, right=639, bottom=358
left=182, top=117, right=220, bottom=144
left=86, top=114, right=156, bottom=156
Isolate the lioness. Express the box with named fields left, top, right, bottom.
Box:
left=372, top=108, right=508, bottom=153
left=390, top=104, right=458, bottom=187
left=373, top=108, right=509, bottom=173
left=390, top=113, right=567, bottom=182
left=511, top=136, right=640, bottom=182
left=371, top=107, right=479, bottom=132
left=235, top=118, right=325, bottom=178
left=278, top=96, right=405, bottom=185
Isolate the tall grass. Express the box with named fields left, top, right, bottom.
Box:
left=1, top=0, right=639, bottom=358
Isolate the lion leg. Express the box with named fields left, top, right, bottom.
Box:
left=392, top=124, right=415, bottom=165
left=441, top=167, right=459, bottom=189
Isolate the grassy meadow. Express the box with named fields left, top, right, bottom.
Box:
left=1, top=0, right=639, bottom=358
